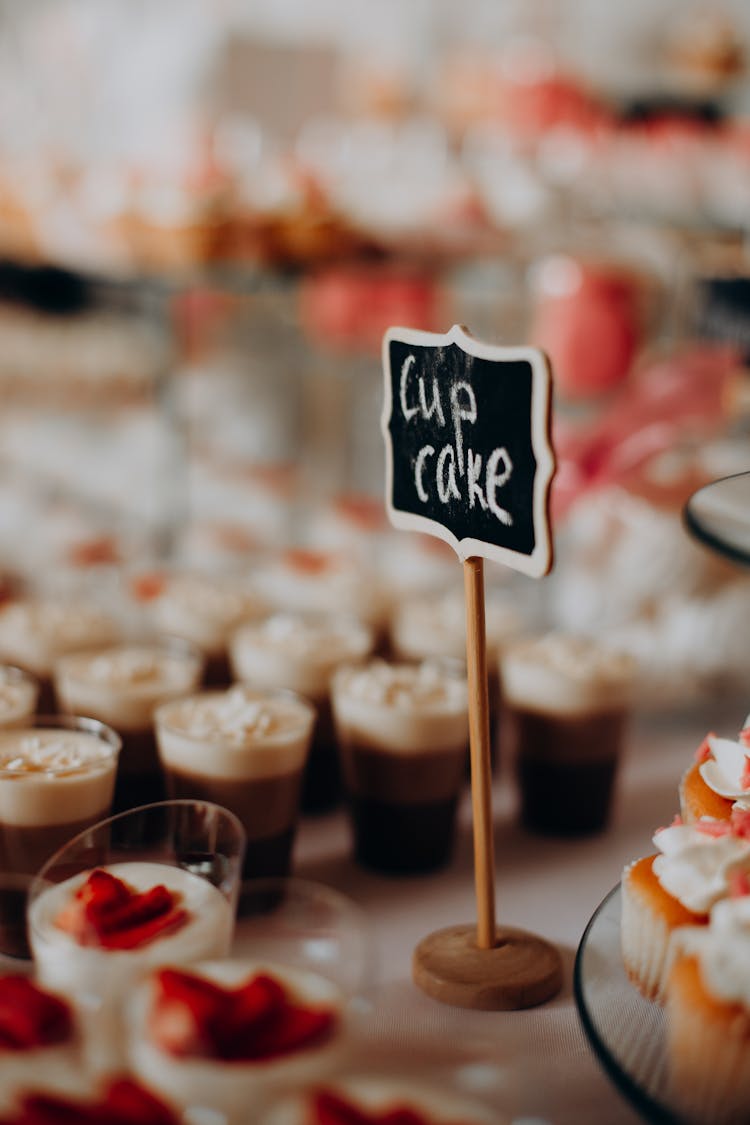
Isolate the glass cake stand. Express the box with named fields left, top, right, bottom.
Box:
left=574, top=885, right=697, bottom=1125
left=683, top=470, right=750, bottom=567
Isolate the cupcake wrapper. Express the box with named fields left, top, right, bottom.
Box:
left=621, top=867, right=675, bottom=1003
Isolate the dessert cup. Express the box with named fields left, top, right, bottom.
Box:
left=27, top=799, right=245, bottom=1072
left=127, top=958, right=350, bottom=1124
left=229, top=611, right=374, bottom=813
left=0, top=599, right=121, bottom=713
left=332, top=659, right=469, bottom=875
left=54, top=638, right=203, bottom=813
left=500, top=634, right=636, bottom=836
left=155, top=686, right=315, bottom=895
left=0, top=714, right=120, bottom=959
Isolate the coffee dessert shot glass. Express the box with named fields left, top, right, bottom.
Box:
left=0, top=665, right=38, bottom=729
left=27, top=799, right=245, bottom=1072
left=500, top=633, right=637, bottom=836
left=331, top=659, right=470, bottom=875
left=0, top=598, right=121, bottom=713
left=229, top=611, right=374, bottom=813
left=155, top=685, right=315, bottom=895
left=0, top=715, right=120, bottom=959
left=54, top=639, right=204, bottom=813
left=145, top=571, right=267, bottom=686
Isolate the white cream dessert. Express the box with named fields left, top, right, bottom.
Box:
left=128, top=959, right=347, bottom=1124
left=0, top=667, right=38, bottom=730
left=0, top=726, right=119, bottom=876
left=0, top=600, right=120, bottom=700
left=230, top=613, right=374, bottom=813
left=0, top=976, right=91, bottom=1113
left=156, top=687, right=315, bottom=883
left=28, top=861, right=234, bottom=1013
left=500, top=634, right=636, bottom=835
left=331, top=661, right=469, bottom=874
left=54, top=643, right=203, bottom=810
left=258, top=1075, right=499, bottom=1125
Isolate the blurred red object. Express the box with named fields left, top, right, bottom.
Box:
left=552, top=344, right=741, bottom=519
left=300, top=265, right=442, bottom=354
left=531, top=257, right=642, bottom=399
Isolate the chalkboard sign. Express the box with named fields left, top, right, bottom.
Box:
left=381, top=324, right=555, bottom=578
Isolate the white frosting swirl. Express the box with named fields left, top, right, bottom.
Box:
left=699, top=732, right=750, bottom=803
left=652, top=820, right=750, bottom=914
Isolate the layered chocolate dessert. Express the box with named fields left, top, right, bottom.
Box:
left=155, top=686, right=315, bottom=885
left=0, top=598, right=120, bottom=712
left=501, top=634, right=636, bottom=835
left=390, top=586, right=522, bottom=766
left=332, top=660, right=469, bottom=874
left=54, top=641, right=203, bottom=812
left=0, top=664, right=38, bottom=729
left=229, top=612, right=373, bottom=812
left=0, top=719, right=120, bottom=956
left=146, top=572, right=266, bottom=686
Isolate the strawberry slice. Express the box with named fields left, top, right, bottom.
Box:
left=54, top=871, right=188, bottom=951
left=310, top=1091, right=467, bottom=1125
left=130, top=573, right=166, bottom=602
left=0, top=1078, right=179, bottom=1125
left=149, top=969, right=336, bottom=1063
left=0, top=977, right=73, bottom=1051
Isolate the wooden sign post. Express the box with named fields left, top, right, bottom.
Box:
left=382, top=324, right=562, bottom=1010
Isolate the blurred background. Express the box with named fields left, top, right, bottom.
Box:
left=1, top=0, right=750, bottom=710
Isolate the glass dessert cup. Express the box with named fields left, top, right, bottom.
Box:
left=53, top=635, right=204, bottom=813
left=26, top=799, right=246, bottom=1073
left=0, top=713, right=120, bottom=961
left=125, top=877, right=375, bottom=1124
left=155, top=686, right=315, bottom=898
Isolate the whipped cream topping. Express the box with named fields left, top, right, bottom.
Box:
left=500, top=633, right=636, bottom=716
left=0, top=600, right=120, bottom=677
left=0, top=728, right=117, bottom=826
left=335, top=661, right=466, bottom=712
left=256, top=553, right=389, bottom=629
left=230, top=613, right=373, bottom=698
left=700, top=730, right=750, bottom=804
left=159, top=686, right=313, bottom=747
left=652, top=819, right=750, bottom=914
left=0, top=730, right=114, bottom=774
left=674, top=896, right=750, bottom=1009
left=392, top=589, right=521, bottom=662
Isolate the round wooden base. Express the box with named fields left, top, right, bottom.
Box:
left=412, top=924, right=563, bottom=1011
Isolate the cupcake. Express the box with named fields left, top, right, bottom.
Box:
left=257, top=1075, right=499, bottom=1125
left=621, top=811, right=750, bottom=1001
left=666, top=893, right=750, bottom=1125
left=680, top=720, right=750, bottom=824
left=127, top=960, right=347, bottom=1124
